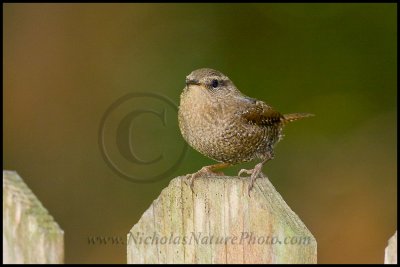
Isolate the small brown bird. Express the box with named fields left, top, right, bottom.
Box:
left=178, top=68, right=313, bottom=195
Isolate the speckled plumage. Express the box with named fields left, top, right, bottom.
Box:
left=178, top=68, right=313, bottom=194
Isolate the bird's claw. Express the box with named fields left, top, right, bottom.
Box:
left=184, top=166, right=226, bottom=192
left=185, top=174, right=195, bottom=191
left=238, top=169, right=253, bottom=177
left=238, top=163, right=266, bottom=196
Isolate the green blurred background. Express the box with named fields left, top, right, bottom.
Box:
left=3, top=3, right=397, bottom=263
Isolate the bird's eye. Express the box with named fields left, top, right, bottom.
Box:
left=211, top=79, right=219, bottom=88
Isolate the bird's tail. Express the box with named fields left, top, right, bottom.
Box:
left=283, top=113, right=314, bottom=123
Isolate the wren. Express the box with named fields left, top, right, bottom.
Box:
left=178, top=68, right=313, bottom=195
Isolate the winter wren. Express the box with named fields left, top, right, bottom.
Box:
left=178, top=68, right=313, bottom=195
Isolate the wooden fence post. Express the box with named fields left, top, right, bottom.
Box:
left=385, top=231, right=397, bottom=264
left=3, top=171, right=64, bottom=263
left=127, top=176, right=317, bottom=264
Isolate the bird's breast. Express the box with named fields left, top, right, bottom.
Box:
left=178, top=95, right=268, bottom=164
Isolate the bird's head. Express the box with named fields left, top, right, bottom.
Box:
left=184, top=68, right=241, bottom=101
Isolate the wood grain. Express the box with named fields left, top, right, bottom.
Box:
left=127, top=176, right=317, bottom=264
left=3, top=171, right=64, bottom=264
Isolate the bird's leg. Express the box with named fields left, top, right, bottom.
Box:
left=185, top=162, right=230, bottom=191
left=238, top=157, right=271, bottom=196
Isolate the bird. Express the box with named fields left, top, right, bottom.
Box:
left=178, top=68, right=313, bottom=195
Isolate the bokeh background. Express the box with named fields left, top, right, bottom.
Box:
left=3, top=3, right=397, bottom=263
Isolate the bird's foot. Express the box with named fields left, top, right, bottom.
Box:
left=238, top=162, right=266, bottom=196
left=185, top=166, right=225, bottom=191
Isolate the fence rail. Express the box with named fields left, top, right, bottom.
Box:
left=3, top=171, right=64, bottom=264
left=385, top=231, right=397, bottom=264
left=127, top=175, right=317, bottom=264
left=3, top=170, right=397, bottom=264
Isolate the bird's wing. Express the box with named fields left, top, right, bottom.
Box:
left=237, top=97, right=283, bottom=127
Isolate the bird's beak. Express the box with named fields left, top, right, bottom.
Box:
left=185, top=78, right=201, bottom=86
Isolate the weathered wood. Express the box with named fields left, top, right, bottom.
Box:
left=127, top=176, right=317, bottom=264
left=384, top=231, right=397, bottom=264
left=3, top=171, right=64, bottom=264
